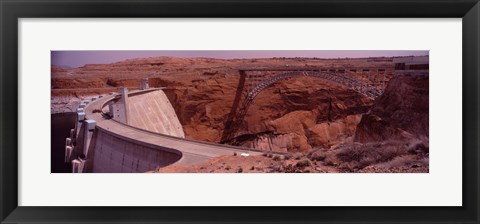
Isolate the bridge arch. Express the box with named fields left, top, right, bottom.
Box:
left=246, top=71, right=382, bottom=102
left=221, top=71, right=382, bottom=143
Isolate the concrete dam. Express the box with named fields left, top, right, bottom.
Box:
left=64, top=80, right=259, bottom=173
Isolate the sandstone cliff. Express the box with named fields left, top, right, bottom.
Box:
left=167, top=75, right=372, bottom=152
left=355, top=73, right=429, bottom=142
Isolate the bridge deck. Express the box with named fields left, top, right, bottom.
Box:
left=84, top=89, right=262, bottom=166
left=238, top=66, right=394, bottom=71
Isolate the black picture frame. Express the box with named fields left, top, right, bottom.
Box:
left=1, top=0, right=479, bottom=223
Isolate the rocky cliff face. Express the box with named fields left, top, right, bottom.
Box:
left=239, top=114, right=362, bottom=152
left=157, top=73, right=431, bottom=173
left=168, top=75, right=372, bottom=152
left=355, top=74, right=429, bottom=142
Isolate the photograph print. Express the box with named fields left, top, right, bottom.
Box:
left=51, top=50, right=429, bottom=173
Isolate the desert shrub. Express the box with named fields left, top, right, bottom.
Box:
left=407, top=139, right=429, bottom=154
left=233, top=152, right=237, bottom=156
left=255, top=167, right=264, bottom=172
left=283, top=154, right=292, bottom=160
left=375, top=155, right=413, bottom=169
left=283, top=164, right=297, bottom=173
left=376, top=154, right=429, bottom=169
left=225, top=165, right=231, bottom=171
left=293, top=153, right=302, bottom=160
left=237, top=167, right=243, bottom=173
left=308, top=150, right=326, bottom=161
left=295, top=159, right=311, bottom=169
left=250, top=166, right=255, bottom=170
left=269, top=165, right=282, bottom=172
left=324, top=157, right=334, bottom=166
left=272, top=155, right=281, bottom=161
left=359, top=154, right=429, bottom=173
left=282, top=161, right=311, bottom=173
left=338, top=161, right=360, bottom=172
left=335, top=141, right=409, bottom=170
left=323, top=152, right=338, bottom=166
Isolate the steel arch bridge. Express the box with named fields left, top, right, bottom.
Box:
left=246, top=71, right=382, bottom=101
left=220, top=67, right=392, bottom=144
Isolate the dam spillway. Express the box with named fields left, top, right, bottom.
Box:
left=64, top=85, right=260, bottom=173
left=125, top=90, right=185, bottom=137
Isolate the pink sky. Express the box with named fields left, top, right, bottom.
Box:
left=52, top=50, right=428, bottom=68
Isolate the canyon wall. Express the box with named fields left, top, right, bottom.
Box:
left=168, top=75, right=373, bottom=152
left=355, top=73, right=429, bottom=142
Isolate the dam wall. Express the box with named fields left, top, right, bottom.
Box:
left=87, top=128, right=181, bottom=173
left=125, top=90, right=184, bottom=138
left=67, top=87, right=186, bottom=173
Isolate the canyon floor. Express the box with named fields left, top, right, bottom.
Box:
left=52, top=56, right=429, bottom=173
